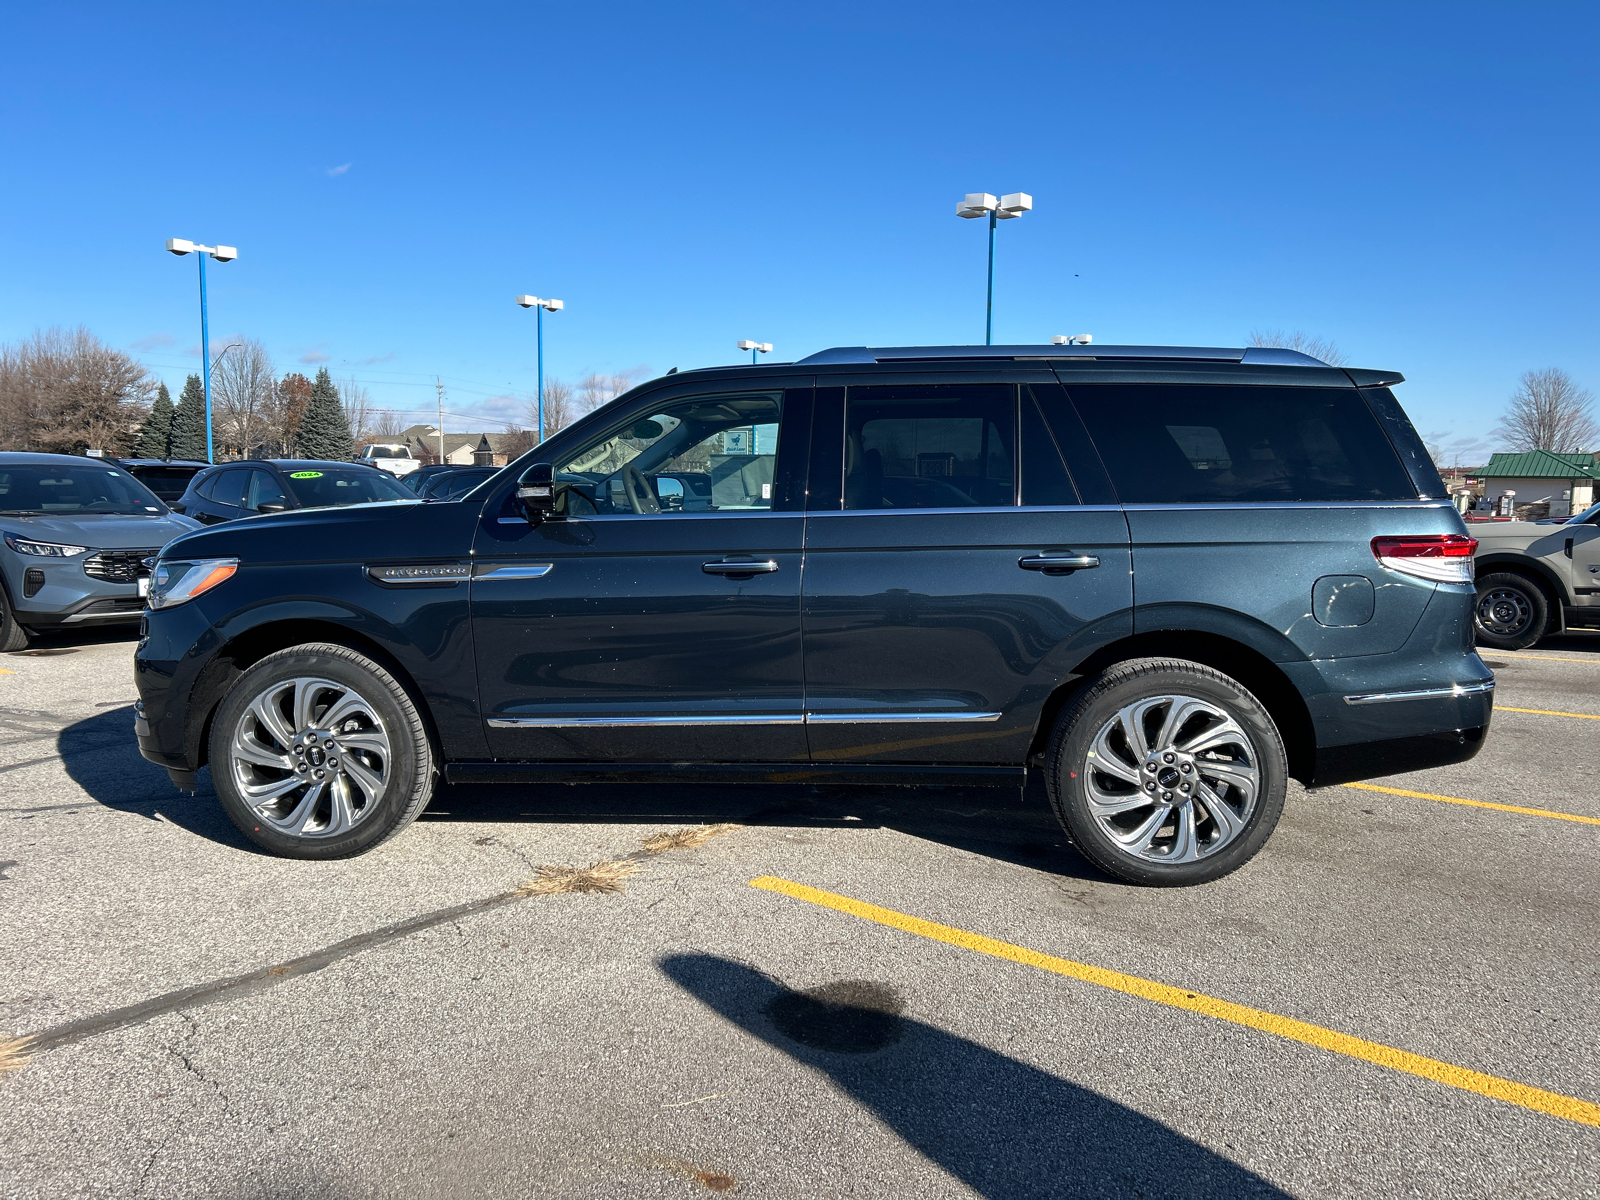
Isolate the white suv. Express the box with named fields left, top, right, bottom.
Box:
left=357, top=444, right=420, bottom=478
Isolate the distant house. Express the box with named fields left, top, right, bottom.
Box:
left=1475, top=450, right=1600, bottom=519
left=392, top=425, right=532, bottom=467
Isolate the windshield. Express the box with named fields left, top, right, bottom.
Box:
left=283, top=468, right=413, bottom=508
left=0, top=464, right=167, bottom=515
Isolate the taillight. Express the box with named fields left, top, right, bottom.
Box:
left=1371, top=534, right=1477, bottom=583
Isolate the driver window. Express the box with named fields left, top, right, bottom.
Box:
left=557, top=391, right=782, bottom=517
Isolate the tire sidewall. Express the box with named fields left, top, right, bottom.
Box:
left=1473, top=573, right=1547, bottom=651
left=1049, top=660, right=1288, bottom=886
left=209, top=647, right=427, bottom=859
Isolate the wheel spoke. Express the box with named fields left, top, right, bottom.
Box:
left=336, top=731, right=388, bottom=757
left=1088, top=721, right=1142, bottom=783
left=232, top=731, right=294, bottom=772
left=1178, top=716, right=1248, bottom=757
left=340, top=755, right=385, bottom=805
left=321, top=691, right=370, bottom=731
left=242, top=773, right=304, bottom=803
left=1113, top=804, right=1172, bottom=852
left=1166, top=803, right=1200, bottom=862
left=285, top=779, right=326, bottom=834
left=1198, top=757, right=1258, bottom=795
left=322, top=777, right=354, bottom=836
left=1150, top=697, right=1207, bottom=754
left=1194, top=782, right=1246, bottom=847
left=249, top=691, right=296, bottom=752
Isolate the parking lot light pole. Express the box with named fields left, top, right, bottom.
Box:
left=737, top=340, right=772, bottom=365
left=165, top=239, right=238, bottom=463
left=956, top=193, right=1031, bottom=345
left=515, top=296, right=564, bottom=444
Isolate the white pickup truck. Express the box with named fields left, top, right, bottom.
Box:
left=357, top=444, right=421, bottom=478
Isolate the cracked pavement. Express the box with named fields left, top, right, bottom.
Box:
left=1, top=629, right=1597, bottom=1198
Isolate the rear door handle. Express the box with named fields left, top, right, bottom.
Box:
left=1019, top=553, right=1099, bottom=574
left=703, top=558, right=779, bottom=576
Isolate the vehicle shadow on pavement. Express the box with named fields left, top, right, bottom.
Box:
left=424, top=775, right=1124, bottom=885
left=56, top=705, right=260, bottom=853
left=660, top=954, right=1289, bottom=1200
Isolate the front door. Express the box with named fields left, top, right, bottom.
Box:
left=472, top=383, right=812, bottom=763
left=800, top=375, right=1134, bottom=767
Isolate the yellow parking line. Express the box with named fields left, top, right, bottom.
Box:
left=1497, top=653, right=1600, bottom=663
left=1342, top=782, right=1600, bottom=826
left=1498, top=705, right=1600, bottom=720
left=749, top=875, right=1600, bottom=1129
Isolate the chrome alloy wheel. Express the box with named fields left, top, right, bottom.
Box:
left=1083, top=694, right=1260, bottom=864
left=1476, top=586, right=1533, bottom=639
left=228, top=676, right=392, bottom=838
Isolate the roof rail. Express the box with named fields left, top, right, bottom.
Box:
left=793, top=344, right=1329, bottom=366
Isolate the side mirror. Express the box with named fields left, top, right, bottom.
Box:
left=516, top=463, right=565, bottom=525
left=257, top=503, right=287, bottom=514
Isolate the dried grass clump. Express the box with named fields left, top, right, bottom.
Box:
left=0, top=1035, right=34, bottom=1076
left=641, top=823, right=742, bottom=855
left=515, top=859, right=642, bottom=896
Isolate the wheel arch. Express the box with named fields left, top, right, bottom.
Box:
left=186, top=617, right=442, bottom=771
left=1027, top=630, right=1317, bottom=784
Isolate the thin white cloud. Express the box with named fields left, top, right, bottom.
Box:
left=360, top=351, right=396, bottom=365
left=299, top=342, right=331, bottom=364
left=130, top=332, right=175, bottom=352
left=326, top=162, right=351, bottom=177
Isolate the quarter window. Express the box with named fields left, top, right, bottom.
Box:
left=843, top=385, right=1015, bottom=509
left=1059, top=385, right=1416, bottom=504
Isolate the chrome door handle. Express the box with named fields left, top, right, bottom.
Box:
left=703, top=558, right=779, bottom=576
left=1019, top=553, right=1099, bottom=573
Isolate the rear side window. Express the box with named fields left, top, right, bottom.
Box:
left=1060, top=385, right=1415, bottom=504
left=208, top=469, right=250, bottom=509
left=844, top=384, right=1015, bottom=509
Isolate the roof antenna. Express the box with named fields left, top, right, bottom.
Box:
left=1051, top=334, right=1093, bottom=346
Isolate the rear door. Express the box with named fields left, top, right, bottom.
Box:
left=195, top=467, right=249, bottom=524
left=799, top=371, right=1133, bottom=767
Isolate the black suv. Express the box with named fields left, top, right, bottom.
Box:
left=133, top=345, right=1492, bottom=885
left=172, top=459, right=413, bottom=524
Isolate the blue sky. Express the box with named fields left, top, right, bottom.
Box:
left=2, top=1, right=1595, bottom=461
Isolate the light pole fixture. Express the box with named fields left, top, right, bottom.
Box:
left=1052, top=334, right=1093, bottom=346
left=956, top=192, right=1031, bottom=345
left=514, top=295, right=564, bottom=444
left=165, top=238, right=238, bottom=463
left=737, top=340, right=772, bottom=365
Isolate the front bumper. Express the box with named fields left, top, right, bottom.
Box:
left=4, top=550, right=150, bottom=628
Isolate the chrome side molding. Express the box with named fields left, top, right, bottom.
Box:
left=473, top=563, right=553, bottom=580
left=1343, top=681, right=1495, bottom=706
left=487, top=710, right=1004, bottom=729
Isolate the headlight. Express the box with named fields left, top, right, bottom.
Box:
left=4, top=534, right=88, bottom=557
left=147, top=558, right=239, bottom=609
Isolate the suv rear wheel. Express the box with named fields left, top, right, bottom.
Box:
left=1472, top=572, right=1548, bottom=650
left=1045, top=658, right=1287, bottom=886
left=209, top=643, right=436, bottom=859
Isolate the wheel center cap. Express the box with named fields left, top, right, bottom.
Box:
left=306, top=745, right=326, bottom=767
left=1157, top=766, right=1181, bottom=788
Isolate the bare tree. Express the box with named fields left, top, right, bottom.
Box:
left=0, top=326, right=153, bottom=453
left=210, top=338, right=276, bottom=457
left=1494, top=368, right=1596, bottom=454
left=1248, top=330, right=1348, bottom=367
left=368, top=408, right=406, bottom=439
left=337, top=375, right=376, bottom=445
left=499, top=425, right=537, bottom=458
left=528, top=377, right=576, bottom=439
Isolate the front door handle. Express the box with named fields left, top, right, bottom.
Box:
left=1019, top=553, right=1099, bottom=574
left=703, top=558, right=779, bottom=576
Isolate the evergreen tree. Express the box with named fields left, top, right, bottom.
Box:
left=131, top=383, right=174, bottom=457
left=169, top=374, right=209, bottom=461
left=297, top=367, right=355, bottom=460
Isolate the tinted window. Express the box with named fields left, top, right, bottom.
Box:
left=1062, top=385, right=1415, bottom=504
left=0, top=465, right=165, bottom=515
left=844, top=384, right=1015, bottom=510
left=1020, top=389, right=1078, bottom=506
left=208, top=469, right=250, bottom=509
left=128, top=466, right=199, bottom=500
left=247, top=470, right=290, bottom=510
left=283, top=468, right=413, bottom=508
left=558, top=391, right=783, bottom=516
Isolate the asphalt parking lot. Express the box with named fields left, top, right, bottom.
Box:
left=1, top=631, right=1596, bottom=1199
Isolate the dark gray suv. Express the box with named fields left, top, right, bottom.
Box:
left=134, top=344, right=1492, bottom=885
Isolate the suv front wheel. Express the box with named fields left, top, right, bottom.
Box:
left=1472, top=572, right=1548, bottom=650
left=1045, top=658, right=1288, bottom=886
left=209, top=643, right=437, bottom=859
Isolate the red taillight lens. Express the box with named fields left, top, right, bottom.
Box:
left=1371, top=534, right=1477, bottom=582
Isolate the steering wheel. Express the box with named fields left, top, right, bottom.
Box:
left=620, top=462, right=660, bottom=515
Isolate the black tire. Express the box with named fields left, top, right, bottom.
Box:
left=1473, top=572, right=1549, bottom=651
left=1044, top=658, right=1288, bottom=887
left=0, top=588, right=30, bottom=652
left=209, top=642, right=437, bottom=859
